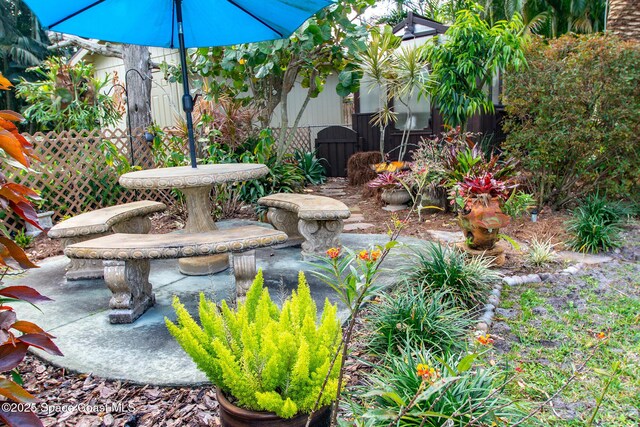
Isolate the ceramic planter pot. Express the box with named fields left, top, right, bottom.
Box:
left=458, top=198, right=510, bottom=250
left=381, top=188, right=411, bottom=211
left=217, top=388, right=332, bottom=427
left=25, top=210, right=55, bottom=237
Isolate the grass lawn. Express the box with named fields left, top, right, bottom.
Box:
left=485, top=260, right=640, bottom=426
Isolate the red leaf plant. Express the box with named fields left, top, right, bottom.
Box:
left=0, top=73, right=61, bottom=427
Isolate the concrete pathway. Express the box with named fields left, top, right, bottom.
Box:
left=9, top=220, right=427, bottom=386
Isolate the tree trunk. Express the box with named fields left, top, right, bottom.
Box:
left=122, top=44, right=153, bottom=167
left=607, top=0, right=640, bottom=41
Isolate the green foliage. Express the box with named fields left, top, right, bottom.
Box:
left=503, top=34, right=640, bottom=208
left=426, top=4, right=526, bottom=128
left=164, top=0, right=373, bottom=158
left=349, top=347, right=524, bottom=426
left=0, top=0, right=50, bottom=112
left=166, top=271, right=342, bottom=418
left=526, top=237, right=556, bottom=267
left=13, top=230, right=33, bottom=249
left=15, top=57, right=122, bottom=132
left=293, top=150, right=327, bottom=186
left=406, top=242, right=501, bottom=309
left=502, top=190, right=536, bottom=219
left=367, top=288, right=472, bottom=355
left=566, top=194, right=631, bottom=254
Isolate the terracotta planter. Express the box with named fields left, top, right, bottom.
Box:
left=217, top=388, right=332, bottom=427
left=458, top=198, right=510, bottom=250
left=381, top=188, right=411, bottom=211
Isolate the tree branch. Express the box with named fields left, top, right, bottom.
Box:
left=48, top=33, right=123, bottom=58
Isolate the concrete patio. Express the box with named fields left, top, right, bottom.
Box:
left=7, top=220, right=427, bottom=386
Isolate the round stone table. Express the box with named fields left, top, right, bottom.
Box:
left=119, top=164, right=269, bottom=275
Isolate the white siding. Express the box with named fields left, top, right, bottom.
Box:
left=88, top=48, right=344, bottom=130
left=90, top=47, right=183, bottom=129
left=269, top=73, right=345, bottom=128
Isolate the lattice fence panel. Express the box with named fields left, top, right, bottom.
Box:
left=271, top=127, right=312, bottom=154
left=3, top=128, right=178, bottom=236
left=3, top=126, right=313, bottom=236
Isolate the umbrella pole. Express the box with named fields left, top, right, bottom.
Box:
left=175, top=0, right=198, bottom=168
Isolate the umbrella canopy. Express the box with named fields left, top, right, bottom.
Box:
left=23, top=0, right=335, bottom=167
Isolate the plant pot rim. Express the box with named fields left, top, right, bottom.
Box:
left=216, top=388, right=330, bottom=422
left=36, top=210, right=55, bottom=216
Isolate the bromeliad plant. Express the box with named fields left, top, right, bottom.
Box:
left=367, top=171, right=409, bottom=190
left=453, top=173, right=513, bottom=250
left=166, top=271, right=342, bottom=419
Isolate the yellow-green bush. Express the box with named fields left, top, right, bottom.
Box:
left=166, top=270, right=342, bottom=418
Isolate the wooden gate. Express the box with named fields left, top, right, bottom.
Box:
left=315, top=126, right=361, bottom=177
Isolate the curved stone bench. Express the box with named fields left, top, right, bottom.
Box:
left=48, top=201, right=167, bottom=280
left=258, top=193, right=350, bottom=258
left=65, top=225, right=287, bottom=324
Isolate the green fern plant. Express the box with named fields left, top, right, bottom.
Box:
left=166, top=270, right=342, bottom=419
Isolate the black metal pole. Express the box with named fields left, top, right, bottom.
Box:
left=175, top=0, right=198, bottom=168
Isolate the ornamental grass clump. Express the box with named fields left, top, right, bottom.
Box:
left=350, top=347, right=524, bottom=426
left=566, top=195, right=632, bottom=253
left=406, top=242, right=501, bottom=310
left=367, top=288, right=472, bottom=356
left=166, top=270, right=342, bottom=419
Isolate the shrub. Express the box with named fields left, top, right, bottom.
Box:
left=350, top=347, right=524, bottom=426
left=566, top=195, right=630, bottom=253
left=406, top=243, right=501, bottom=310
left=166, top=271, right=341, bottom=419
left=502, top=190, right=536, bottom=219
left=367, top=288, right=472, bottom=355
left=503, top=35, right=640, bottom=208
left=15, top=57, right=121, bottom=132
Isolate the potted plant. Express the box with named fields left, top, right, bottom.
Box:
left=166, top=270, right=341, bottom=426
left=367, top=171, right=411, bottom=211
left=453, top=173, right=512, bottom=250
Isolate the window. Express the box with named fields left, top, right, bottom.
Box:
left=359, top=75, right=383, bottom=114
left=394, top=91, right=431, bottom=130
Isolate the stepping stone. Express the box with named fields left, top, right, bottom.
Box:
left=349, top=206, right=362, bottom=213
left=426, top=230, right=464, bottom=243
left=556, top=251, right=613, bottom=265
left=344, top=214, right=365, bottom=223
left=318, top=190, right=346, bottom=196
left=344, top=223, right=375, bottom=231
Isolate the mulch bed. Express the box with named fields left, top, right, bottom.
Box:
left=16, top=180, right=579, bottom=426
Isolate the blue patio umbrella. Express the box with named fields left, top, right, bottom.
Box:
left=23, top=0, right=335, bottom=168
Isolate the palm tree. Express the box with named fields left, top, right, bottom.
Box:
left=0, top=0, right=49, bottom=109
left=607, top=0, right=640, bottom=40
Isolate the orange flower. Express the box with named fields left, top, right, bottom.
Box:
left=596, top=332, right=606, bottom=340
left=370, top=249, right=382, bottom=261
left=326, top=247, right=341, bottom=259
left=358, top=250, right=370, bottom=261
left=476, top=334, right=494, bottom=346
left=416, top=363, right=440, bottom=382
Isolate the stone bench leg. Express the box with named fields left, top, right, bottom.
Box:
left=232, top=250, right=256, bottom=300
left=298, top=219, right=344, bottom=259
left=103, top=259, right=155, bottom=324
left=268, top=208, right=304, bottom=247
left=62, top=234, right=109, bottom=280
left=112, top=215, right=152, bottom=234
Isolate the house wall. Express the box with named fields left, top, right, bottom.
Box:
left=86, top=48, right=347, bottom=134
left=88, top=47, right=183, bottom=129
